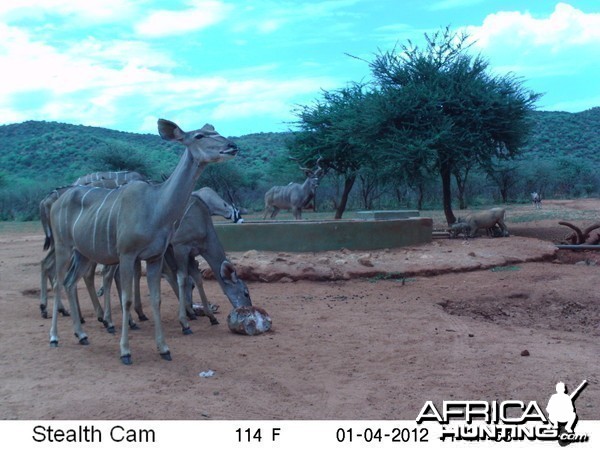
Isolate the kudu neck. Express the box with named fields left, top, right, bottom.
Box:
left=157, top=149, right=207, bottom=222
left=302, top=176, right=317, bottom=193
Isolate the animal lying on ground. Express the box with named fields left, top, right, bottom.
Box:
left=455, top=207, right=509, bottom=238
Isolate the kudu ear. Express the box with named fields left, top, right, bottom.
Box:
left=157, top=119, right=185, bottom=141
left=220, top=261, right=239, bottom=284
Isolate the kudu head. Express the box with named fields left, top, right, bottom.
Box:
left=157, top=119, right=238, bottom=163
left=294, top=155, right=325, bottom=191
left=219, top=261, right=252, bottom=308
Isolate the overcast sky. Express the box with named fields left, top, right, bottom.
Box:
left=1, top=0, right=599, bottom=136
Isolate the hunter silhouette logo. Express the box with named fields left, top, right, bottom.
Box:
left=416, top=379, right=590, bottom=443
left=547, top=380, right=588, bottom=446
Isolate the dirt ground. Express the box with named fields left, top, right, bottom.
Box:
left=0, top=199, right=598, bottom=420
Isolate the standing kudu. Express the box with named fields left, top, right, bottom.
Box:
left=103, top=187, right=248, bottom=333
left=49, top=120, right=237, bottom=364
left=73, top=171, right=146, bottom=186
left=39, top=173, right=145, bottom=323
left=263, top=157, right=324, bottom=220
left=531, top=192, right=542, bottom=209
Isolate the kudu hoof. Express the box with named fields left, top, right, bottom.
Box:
left=80, top=317, right=86, bottom=324
left=182, top=327, right=193, bottom=335
left=121, top=354, right=133, bottom=365
left=50, top=340, right=58, bottom=348
left=129, top=322, right=140, bottom=331
left=138, top=314, right=149, bottom=322
left=107, top=326, right=116, bottom=334
left=210, top=318, right=219, bottom=326
left=40, top=305, right=48, bottom=319
left=160, top=351, right=172, bottom=361
left=75, top=334, right=89, bottom=345
left=59, top=308, right=70, bottom=317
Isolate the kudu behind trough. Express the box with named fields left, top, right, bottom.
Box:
left=263, top=157, right=324, bottom=220
left=49, top=120, right=237, bottom=364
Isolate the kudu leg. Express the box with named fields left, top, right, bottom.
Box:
left=133, top=259, right=147, bottom=322
left=40, top=253, right=51, bottom=319
left=188, top=259, right=219, bottom=325
left=118, top=255, right=137, bottom=364
left=176, top=268, right=193, bottom=334
left=98, top=265, right=117, bottom=333
left=146, top=258, right=171, bottom=360
left=40, top=249, right=69, bottom=319
left=50, top=248, right=89, bottom=347
left=82, top=262, right=107, bottom=329
left=113, top=265, right=140, bottom=329
left=164, top=248, right=197, bottom=332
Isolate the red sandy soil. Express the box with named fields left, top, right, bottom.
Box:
left=0, top=199, right=598, bottom=420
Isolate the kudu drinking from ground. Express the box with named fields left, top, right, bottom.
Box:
left=263, top=157, right=324, bottom=220
left=164, top=191, right=251, bottom=333
left=99, top=187, right=249, bottom=334
left=49, top=120, right=237, bottom=364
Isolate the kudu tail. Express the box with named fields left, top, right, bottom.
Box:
left=64, top=250, right=88, bottom=291
left=43, top=235, right=52, bottom=251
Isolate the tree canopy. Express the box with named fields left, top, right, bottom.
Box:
left=289, top=26, right=541, bottom=222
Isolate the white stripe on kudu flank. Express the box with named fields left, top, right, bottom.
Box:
left=92, top=188, right=119, bottom=254
left=106, top=187, right=124, bottom=255
left=72, top=187, right=99, bottom=248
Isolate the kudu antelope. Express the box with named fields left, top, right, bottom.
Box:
left=100, top=187, right=249, bottom=334
left=39, top=173, right=145, bottom=323
left=531, top=192, right=542, bottom=209
left=49, top=120, right=238, bottom=364
left=73, top=171, right=146, bottom=186
left=197, top=187, right=244, bottom=223
left=263, top=157, right=324, bottom=220
left=165, top=191, right=251, bottom=333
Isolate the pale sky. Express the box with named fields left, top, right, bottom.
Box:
left=1, top=0, right=599, bottom=136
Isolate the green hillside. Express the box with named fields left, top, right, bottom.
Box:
left=0, top=108, right=599, bottom=220
left=524, top=108, right=600, bottom=161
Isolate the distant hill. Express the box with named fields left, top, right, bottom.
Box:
left=0, top=120, right=293, bottom=187
left=0, top=108, right=599, bottom=220
left=523, top=107, right=600, bottom=162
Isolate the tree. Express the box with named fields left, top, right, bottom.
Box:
left=290, top=83, right=381, bottom=218
left=485, top=159, right=519, bottom=203
left=369, top=26, right=541, bottom=224
left=91, top=140, right=151, bottom=177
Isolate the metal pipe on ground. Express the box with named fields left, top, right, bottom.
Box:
left=556, top=244, right=600, bottom=250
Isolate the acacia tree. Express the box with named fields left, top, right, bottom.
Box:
left=289, top=83, right=381, bottom=219
left=369, top=27, right=540, bottom=224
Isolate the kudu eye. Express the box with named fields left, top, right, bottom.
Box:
left=194, top=133, right=205, bottom=140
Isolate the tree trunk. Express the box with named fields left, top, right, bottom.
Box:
left=417, top=184, right=424, bottom=210
left=453, top=167, right=470, bottom=210
left=335, top=173, right=356, bottom=219
left=500, top=186, right=508, bottom=203
left=440, top=161, right=456, bottom=225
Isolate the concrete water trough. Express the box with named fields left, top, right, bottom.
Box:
left=214, top=213, right=432, bottom=252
